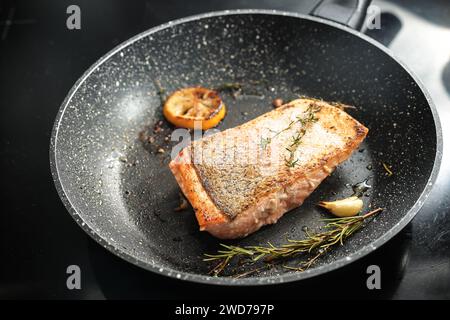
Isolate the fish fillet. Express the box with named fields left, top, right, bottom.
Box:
left=169, top=98, right=368, bottom=239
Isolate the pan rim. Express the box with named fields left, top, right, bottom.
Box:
left=49, top=9, right=443, bottom=286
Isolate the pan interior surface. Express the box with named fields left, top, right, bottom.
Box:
left=51, top=12, right=438, bottom=284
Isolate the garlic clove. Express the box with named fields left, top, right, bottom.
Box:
left=318, top=196, right=363, bottom=217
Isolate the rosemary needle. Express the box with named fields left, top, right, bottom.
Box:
left=382, top=162, right=393, bottom=176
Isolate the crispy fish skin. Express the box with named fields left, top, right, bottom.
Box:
left=169, top=98, right=368, bottom=239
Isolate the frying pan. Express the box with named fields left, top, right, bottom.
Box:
left=50, top=4, right=442, bottom=285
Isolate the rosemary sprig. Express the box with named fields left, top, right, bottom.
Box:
left=204, top=208, right=383, bottom=276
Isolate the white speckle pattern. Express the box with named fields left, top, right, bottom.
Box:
left=49, top=10, right=441, bottom=286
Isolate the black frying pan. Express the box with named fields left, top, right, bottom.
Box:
left=50, top=5, right=442, bottom=285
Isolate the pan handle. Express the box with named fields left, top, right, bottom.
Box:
left=311, top=0, right=372, bottom=30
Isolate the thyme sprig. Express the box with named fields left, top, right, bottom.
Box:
left=260, top=137, right=272, bottom=150
left=284, top=127, right=306, bottom=167
left=260, top=103, right=321, bottom=168
left=204, top=208, right=383, bottom=276
left=261, top=103, right=320, bottom=168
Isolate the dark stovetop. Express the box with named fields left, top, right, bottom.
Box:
left=1, top=0, right=449, bottom=299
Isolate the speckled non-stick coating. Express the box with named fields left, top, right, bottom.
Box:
left=50, top=10, right=442, bottom=285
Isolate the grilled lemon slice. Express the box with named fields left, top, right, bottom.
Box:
left=163, top=87, right=226, bottom=130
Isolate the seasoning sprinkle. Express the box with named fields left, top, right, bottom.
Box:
left=382, top=162, right=393, bottom=176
